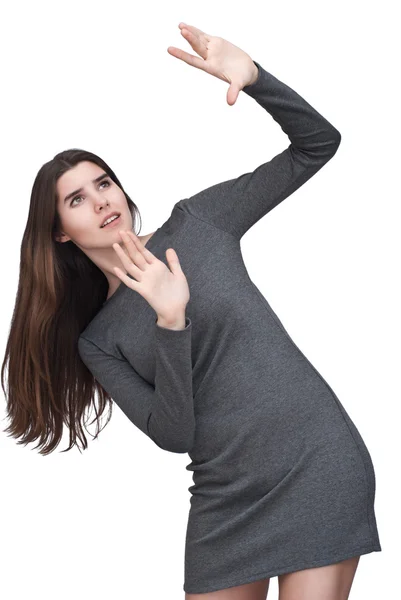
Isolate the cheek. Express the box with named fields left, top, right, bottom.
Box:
left=65, top=210, right=97, bottom=239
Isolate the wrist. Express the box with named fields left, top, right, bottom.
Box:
left=156, top=312, right=186, bottom=330
left=246, top=62, right=259, bottom=87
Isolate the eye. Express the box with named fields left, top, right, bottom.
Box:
left=70, top=180, right=111, bottom=207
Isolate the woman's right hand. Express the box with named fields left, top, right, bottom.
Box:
left=112, top=230, right=190, bottom=320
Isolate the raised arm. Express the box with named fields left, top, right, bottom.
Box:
left=176, top=60, right=341, bottom=241
left=78, top=316, right=195, bottom=454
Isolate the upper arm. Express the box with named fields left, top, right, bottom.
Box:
left=176, top=140, right=340, bottom=241
left=78, top=336, right=157, bottom=443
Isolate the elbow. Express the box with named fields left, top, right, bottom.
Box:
left=148, top=418, right=195, bottom=454
left=324, top=128, right=341, bottom=156
left=295, top=128, right=342, bottom=165
left=330, top=128, right=342, bottom=151
left=156, top=436, right=194, bottom=454
left=170, top=441, right=194, bottom=454
left=321, top=126, right=342, bottom=157
left=165, top=428, right=195, bottom=454
left=334, top=129, right=341, bottom=144
left=319, top=128, right=342, bottom=162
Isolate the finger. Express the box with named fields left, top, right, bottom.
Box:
left=165, top=247, right=183, bottom=275
left=118, top=230, right=147, bottom=270
left=125, top=230, right=153, bottom=264
left=167, top=45, right=207, bottom=72
left=227, top=83, right=241, bottom=106
left=180, top=27, right=208, bottom=60
left=178, top=22, right=211, bottom=42
left=112, top=241, right=143, bottom=280
left=113, top=265, right=140, bottom=292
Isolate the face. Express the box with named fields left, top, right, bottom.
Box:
left=55, top=160, right=132, bottom=251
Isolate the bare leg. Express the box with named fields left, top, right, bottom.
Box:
left=278, top=555, right=360, bottom=600
left=185, top=577, right=270, bottom=600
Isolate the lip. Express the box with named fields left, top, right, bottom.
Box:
left=100, top=214, right=122, bottom=229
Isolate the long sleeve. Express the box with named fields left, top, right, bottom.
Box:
left=77, top=316, right=195, bottom=454
left=176, top=60, right=341, bottom=241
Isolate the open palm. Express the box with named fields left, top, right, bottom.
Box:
left=113, top=231, right=190, bottom=320
left=167, top=23, right=258, bottom=105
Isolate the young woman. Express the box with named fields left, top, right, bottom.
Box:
left=2, top=22, right=381, bottom=600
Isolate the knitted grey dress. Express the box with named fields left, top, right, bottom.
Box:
left=78, top=60, right=382, bottom=594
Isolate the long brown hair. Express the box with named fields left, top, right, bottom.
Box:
left=1, top=149, right=142, bottom=455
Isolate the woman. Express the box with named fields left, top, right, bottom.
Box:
left=2, top=22, right=381, bottom=600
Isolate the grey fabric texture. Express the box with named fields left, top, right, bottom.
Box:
left=78, top=61, right=382, bottom=594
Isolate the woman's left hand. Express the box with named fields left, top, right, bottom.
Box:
left=167, top=23, right=259, bottom=106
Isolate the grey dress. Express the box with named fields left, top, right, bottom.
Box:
left=78, top=60, right=382, bottom=594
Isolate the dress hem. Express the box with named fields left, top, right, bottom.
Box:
left=183, top=540, right=382, bottom=594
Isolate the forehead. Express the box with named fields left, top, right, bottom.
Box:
left=57, top=161, right=105, bottom=197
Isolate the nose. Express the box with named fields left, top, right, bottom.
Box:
left=97, top=197, right=109, bottom=210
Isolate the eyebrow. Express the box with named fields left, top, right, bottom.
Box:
left=63, top=173, right=110, bottom=204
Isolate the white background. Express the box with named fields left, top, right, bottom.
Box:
left=0, top=1, right=399, bottom=598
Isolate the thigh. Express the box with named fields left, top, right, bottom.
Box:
left=185, top=577, right=270, bottom=600
left=278, top=555, right=360, bottom=600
